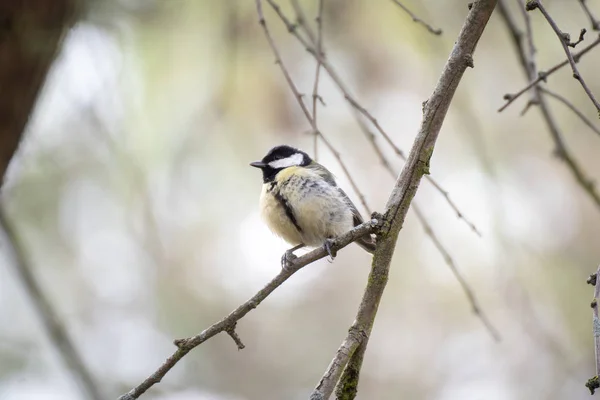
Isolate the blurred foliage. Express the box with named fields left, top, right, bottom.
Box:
left=1, top=0, right=600, bottom=399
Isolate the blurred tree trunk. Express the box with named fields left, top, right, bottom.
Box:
left=0, top=3, right=104, bottom=400
left=0, top=0, right=76, bottom=179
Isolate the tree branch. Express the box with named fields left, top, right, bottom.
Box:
left=578, top=0, right=600, bottom=31
left=526, top=0, right=600, bottom=114
left=390, top=0, right=442, bottom=35
left=310, top=1, right=499, bottom=398
left=497, top=34, right=600, bottom=113
left=117, top=219, right=380, bottom=400
left=586, top=265, right=600, bottom=395
left=311, top=0, right=325, bottom=160
left=539, top=87, right=600, bottom=137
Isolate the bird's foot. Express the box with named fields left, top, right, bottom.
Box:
left=281, top=249, right=298, bottom=271
left=323, top=238, right=337, bottom=263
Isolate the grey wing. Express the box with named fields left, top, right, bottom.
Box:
left=306, top=161, right=365, bottom=225
left=337, top=187, right=365, bottom=226
left=338, top=186, right=376, bottom=253
left=306, top=161, right=337, bottom=186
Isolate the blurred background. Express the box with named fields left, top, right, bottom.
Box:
left=1, top=0, right=600, bottom=399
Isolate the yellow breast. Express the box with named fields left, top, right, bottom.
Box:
left=259, top=181, right=304, bottom=246
left=258, top=166, right=354, bottom=247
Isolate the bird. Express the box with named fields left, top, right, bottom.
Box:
left=250, top=144, right=376, bottom=267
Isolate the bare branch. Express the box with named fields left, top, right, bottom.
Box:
left=585, top=265, right=600, bottom=394
left=225, top=323, right=245, bottom=350
left=412, top=205, right=500, bottom=341
left=117, top=219, right=380, bottom=400
left=578, top=0, right=600, bottom=31
left=390, top=0, right=443, bottom=35
left=539, top=87, right=600, bottom=137
left=311, top=0, right=325, bottom=160
left=568, top=28, right=588, bottom=48
left=311, top=326, right=367, bottom=400
left=333, top=204, right=500, bottom=399
left=334, top=338, right=365, bottom=399
left=498, top=0, right=600, bottom=211
left=310, top=1, right=498, bottom=398
left=0, top=211, right=103, bottom=400
left=514, top=0, right=539, bottom=110
left=526, top=0, right=600, bottom=114
left=498, top=34, right=600, bottom=112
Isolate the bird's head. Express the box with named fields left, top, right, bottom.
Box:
left=250, top=145, right=312, bottom=183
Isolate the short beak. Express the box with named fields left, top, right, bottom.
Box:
left=250, top=161, right=267, bottom=168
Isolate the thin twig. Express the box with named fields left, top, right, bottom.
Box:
left=390, top=0, right=442, bottom=35
left=498, top=0, right=600, bottom=211
left=257, top=0, right=371, bottom=215
left=578, top=0, right=600, bottom=31
left=117, top=219, right=380, bottom=400
left=526, top=0, right=600, bottom=114
left=539, top=87, right=600, bottom=137
left=355, top=114, right=499, bottom=341
left=311, top=1, right=498, bottom=397
left=0, top=210, right=103, bottom=400
left=498, top=34, right=600, bottom=112
left=412, top=205, right=500, bottom=341
left=568, top=28, right=587, bottom=49
left=515, top=0, right=539, bottom=113
left=279, top=0, right=481, bottom=236
left=586, top=265, right=600, bottom=394
left=225, top=323, right=246, bottom=350
left=311, top=0, right=325, bottom=161
left=424, top=175, right=482, bottom=236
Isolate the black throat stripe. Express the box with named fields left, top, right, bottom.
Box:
left=270, top=183, right=302, bottom=233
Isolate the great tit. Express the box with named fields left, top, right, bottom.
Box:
left=250, top=145, right=376, bottom=266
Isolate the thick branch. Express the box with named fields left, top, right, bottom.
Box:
left=0, top=1, right=75, bottom=180
left=586, top=265, right=600, bottom=394
left=117, top=219, right=380, bottom=400
left=310, top=1, right=498, bottom=398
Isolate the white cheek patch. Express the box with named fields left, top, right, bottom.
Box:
left=268, top=153, right=304, bottom=169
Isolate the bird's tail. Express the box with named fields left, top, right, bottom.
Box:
left=356, top=234, right=377, bottom=254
